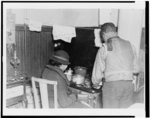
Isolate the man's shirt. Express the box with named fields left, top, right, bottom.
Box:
left=92, top=38, right=139, bottom=85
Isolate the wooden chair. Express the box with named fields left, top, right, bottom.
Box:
left=31, top=77, right=58, bottom=108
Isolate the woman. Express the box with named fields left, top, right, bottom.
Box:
left=42, top=50, right=88, bottom=108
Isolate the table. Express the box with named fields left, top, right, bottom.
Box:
left=6, top=78, right=30, bottom=108
left=69, top=83, right=103, bottom=108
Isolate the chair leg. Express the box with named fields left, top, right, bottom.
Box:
left=22, top=99, right=28, bottom=108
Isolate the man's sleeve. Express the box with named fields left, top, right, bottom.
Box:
left=92, top=46, right=106, bottom=85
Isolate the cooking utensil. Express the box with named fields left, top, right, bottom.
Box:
left=72, top=75, right=85, bottom=85
left=74, top=66, right=87, bottom=77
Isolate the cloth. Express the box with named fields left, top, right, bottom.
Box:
left=94, top=29, right=102, bottom=47
left=42, top=65, right=88, bottom=108
left=28, top=19, right=42, bottom=31
left=92, top=37, right=139, bottom=84
left=102, top=80, right=134, bottom=108
left=53, top=25, right=76, bottom=43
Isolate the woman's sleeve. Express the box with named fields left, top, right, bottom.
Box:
left=57, top=75, right=77, bottom=108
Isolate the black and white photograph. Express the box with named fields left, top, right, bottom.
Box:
left=1, top=1, right=147, bottom=117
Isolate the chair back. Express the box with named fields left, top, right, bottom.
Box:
left=31, top=77, right=58, bottom=108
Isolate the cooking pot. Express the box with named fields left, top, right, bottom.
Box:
left=74, top=66, right=87, bottom=77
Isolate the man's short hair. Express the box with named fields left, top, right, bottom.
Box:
left=100, top=22, right=116, bottom=42
left=101, top=22, right=116, bottom=33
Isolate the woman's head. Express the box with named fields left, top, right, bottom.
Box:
left=49, top=50, right=70, bottom=71
left=49, top=59, right=68, bottom=71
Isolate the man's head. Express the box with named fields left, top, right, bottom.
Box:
left=50, top=50, right=70, bottom=71
left=100, top=22, right=117, bottom=42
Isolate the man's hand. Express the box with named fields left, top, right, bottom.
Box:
left=92, top=83, right=101, bottom=89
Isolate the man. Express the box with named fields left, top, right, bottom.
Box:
left=92, top=22, right=139, bottom=108
left=42, top=50, right=88, bottom=108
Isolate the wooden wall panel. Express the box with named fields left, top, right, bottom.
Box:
left=15, top=25, right=53, bottom=78
left=15, top=28, right=25, bottom=74
left=25, top=29, right=31, bottom=76
left=40, top=27, right=53, bottom=76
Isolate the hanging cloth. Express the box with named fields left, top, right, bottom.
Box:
left=94, top=29, right=102, bottom=47
left=53, top=25, right=76, bottom=43
left=28, top=19, right=42, bottom=32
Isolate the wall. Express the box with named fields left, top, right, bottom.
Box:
left=142, top=10, right=145, bottom=28
left=99, top=9, right=119, bottom=26
left=12, top=9, right=99, bottom=27
left=11, top=9, right=119, bottom=27
left=11, top=9, right=26, bottom=24
left=118, top=9, right=144, bottom=57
